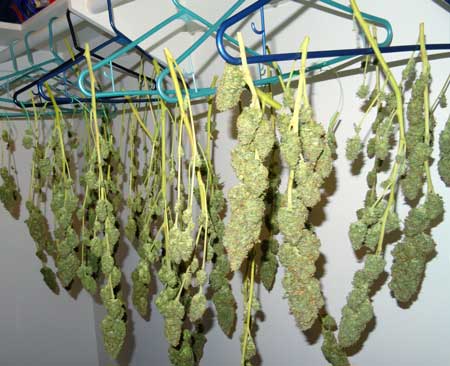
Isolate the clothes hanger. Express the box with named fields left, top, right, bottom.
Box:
left=0, top=97, right=82, bottom=119
left=157, top=0, right=394, bottom=101
left=217, top=0, right=449, bottom=75
left=77, top=0, right=264, bottom=103
left=0, top=20, right=65, bottom=96
left=13, top=1, right=162, bottom=107
left=0, top=18, right=83, bottom=115
left=78, top=0, right=393, bottom=103
left=216, top=0, right=397, bottom=88
left=33, top=8, right=160, bottom=105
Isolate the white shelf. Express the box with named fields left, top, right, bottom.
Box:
left=0, top=0, right=69, bottom=47
left=68, top=0, right=174, bottom=50
left=68, top=0, right=199, bottom=64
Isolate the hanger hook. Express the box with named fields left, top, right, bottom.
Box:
left=48, top=17, right=63, bottom=62
left=66, top=10, right=80, bottom=51
left=8, top=42, right=18, bottom=73
left=250, top=6, right=267, bottom=77
left=24, top=31, right=35, bottom=66
left=107, top=0, right=120, bottom=35
left=251, top=22, right=264, bottom=35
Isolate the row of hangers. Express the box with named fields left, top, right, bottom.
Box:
left=0, top=0, right=449, bottom=118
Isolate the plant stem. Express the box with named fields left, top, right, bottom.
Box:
left=350, top=0, right=405, bottom=145
left=287, top=37, right=310, bottom=208
left=351, top=0, right=407, bottom=256
left=419, top=23, right=434, bottom=194
left=431, top=74, right=450, bottom=113
left=84, top=44, right=104, bottom=184
left=237, top=33, right=260, bottom=110
left=241, top=253, right=256, bottom=366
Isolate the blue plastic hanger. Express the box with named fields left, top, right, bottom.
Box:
left=216, top=0, right=397, bottom=89
left=77, top=0, right=266, bottom=103
left=14, top=2, right=162, bottom=107
left=157, top=0, right=393, bottom=100
left=217, top=0, right=449, bottom=80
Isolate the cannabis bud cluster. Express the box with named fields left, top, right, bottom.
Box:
left=389, top=193, right=443, bottom=303
left=338, top=254, right=386, bottom=347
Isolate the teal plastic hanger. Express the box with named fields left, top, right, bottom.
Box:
left=159, top=0, right=393, bottom=99
left=0, top=18, right=93, bottom=118
left=156, top=0, right=392, bottom=99
left=160, top=0, right=392, bottom=100
left=0, top=16, right=78, bottom=113
left=77, top=0, right=392, bottom=103
left=0, top=96, right=86, bottom=119
left=0, top=18, right=64, bottom=94
left=77, top=0, right=261, bottom=102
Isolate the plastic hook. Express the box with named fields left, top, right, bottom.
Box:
left=251, top=6, right=267, bottom=78
left=24, top=31, right=35, bottom=66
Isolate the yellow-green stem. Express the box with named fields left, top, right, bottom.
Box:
left=350, top=0, right=406, bottom=144
left=126, top=98, right=155, bottom=144
left=241, top=255, right=256, bottom=366
left=351, top=0, right=407, bottom=256
left=375, top=163, right=398, bottom=255
left=431, top=74, right=450, bottom=113
left=84, top=44, right=105, bottom=184
left=44, top=85, right=67, bottom=174
left=237, top=32, right=260, bottom=109
left=287, top=37, right=310, bottom=208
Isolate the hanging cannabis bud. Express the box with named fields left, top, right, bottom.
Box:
left=401, top=71, right=430, bottom=201
left=224, top=107, right=270, bottom=271
left=321, top=315, right=349, bottom=366
left=276, top=36, right=330, bottom=332
left=338, top=255, right=385, bottom=347
left=389, top=191, right=444, bottom=302
left=0, top=128, right=21, bottom=219
left=438, top=115, right=450, bottom=185
left=216, top=64, right=245, bottom=112
left=0, top=166, right=21, bottom=219
left=42, top=85, right=81, bottom=289
left=390, top=30, right=444, bottom=305
left=84, top=45, right=127, bottom=359
left=210, top=242, right=236, bottom=336
left=345, top=134, right=363, bottom=161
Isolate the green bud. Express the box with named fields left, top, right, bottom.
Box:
left=101, top=314, right=126, bottom=359
left=212, top=285, right=236, bottom=336
left=349, top=221, right=368, bottom=251
left=101, top=255, right=114, bottom=275
left=404, top=206, right=430, bottom=237
left=189, top=291, right=207, bottom=322
left=424, top=193, right=444, bottom=222
left=40, top=266, right=59, bottom=294
left=237, top=107, right=262, bottom=146
left=356, top=84, right=370, bottom=99
left=345, top=135, right=362, bottom=161
left=216, top=64, right=244, bottom=112
left=196, top=269, right=207, bottom=286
